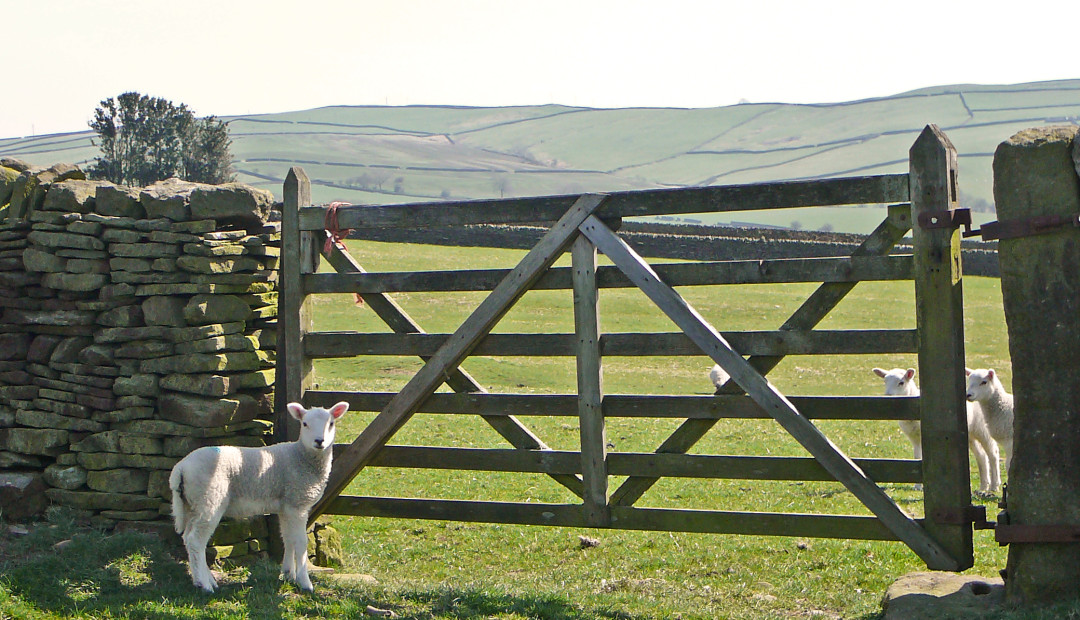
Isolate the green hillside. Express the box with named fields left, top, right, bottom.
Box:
left=3, top=79, right=1079, bottom=233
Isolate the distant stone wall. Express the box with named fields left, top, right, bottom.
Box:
left=0, top=158, right=278, bottom=560
left=356, top=220, right=1002, bottom=277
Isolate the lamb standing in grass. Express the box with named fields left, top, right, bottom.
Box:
left=708, top=364, right=731, bottom=392
left=873, top=367, right=1000, bottom=495
left=169, top=401, right=348, bottom=593
left=966, top=367, right=1014, bottom=475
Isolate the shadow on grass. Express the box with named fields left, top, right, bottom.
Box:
left=387, top=586, right=648, bottom=620
left=0, top=522, right=292, bottom=620
left=0, top=522, right=651, bottom=619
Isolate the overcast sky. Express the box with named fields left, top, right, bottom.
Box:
left=3, top=0, right=1076, bottom=138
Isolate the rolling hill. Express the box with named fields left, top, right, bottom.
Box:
left=3, top=79, right=1079, bottom=233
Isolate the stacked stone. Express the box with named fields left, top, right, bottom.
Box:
left=0, top=166, right=281, bottom=558
left=43, top=180, right=279, bottom=526
left=0, top=160, right=118, bottom=512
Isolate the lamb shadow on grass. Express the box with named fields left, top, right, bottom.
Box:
left=0, top=523, right=294, bottom=620
left=1, top=521, right=649, bottom=619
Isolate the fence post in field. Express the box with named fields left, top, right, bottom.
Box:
left=572, top=232, right=609, bottom=526
left=275, top=166, right=316, bottom=444
left=992, top=126, right=1080, bottom=604
left=909, top=125, right=973, bottom=569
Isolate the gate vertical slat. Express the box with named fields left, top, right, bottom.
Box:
left=910, top=125, right=974, bottom=570
left=275, top=167, right=315, bottom=444
left=572, top=234, right=608, bottom=526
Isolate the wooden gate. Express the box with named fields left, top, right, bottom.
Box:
left=276, top=125, right=976, bottom=571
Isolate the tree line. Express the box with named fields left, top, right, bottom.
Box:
left=88, top=92, right=235, bottom=187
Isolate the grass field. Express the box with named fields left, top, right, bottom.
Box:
left=7, top=237, right=1080, bottom=619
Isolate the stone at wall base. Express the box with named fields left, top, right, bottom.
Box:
left=882, top=571, right=1004, bottom=619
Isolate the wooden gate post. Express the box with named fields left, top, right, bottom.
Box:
left=909, top=125, right=973, bottom=570
left=993, top=126, right=1080, bottom=605
left=572, top=233, right=608, bottom=526
left=275, top=167, right=317, bottom=444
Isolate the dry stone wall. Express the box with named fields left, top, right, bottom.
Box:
left=0, top=158, right=279, bottom=558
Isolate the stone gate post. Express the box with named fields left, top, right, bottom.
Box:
left=992, top=125, right=1080, bottom=604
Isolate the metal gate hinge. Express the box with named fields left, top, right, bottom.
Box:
left=917, top=208, right=973, bottom=235
left=995, top=523, right=1080, bottom=544
left=963, top=212, right=1080, bottom=241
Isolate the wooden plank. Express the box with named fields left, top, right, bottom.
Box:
left=304, top=329, right=918, bottom=358
left=306, top=391, right=920, bottom=421
left=319, top=239, right=585, bottom=500
left=309, top=194, right=608, bottom=521
left=303, top=254, right=914, bottom=294
left=356, top=445, right=921, bottom=483
left=572, top=234, right=608, bottom=526
left=577, top=213, right=958, bottom=570
left=323, top=496, right=901, bottom=540
left=910, top=125, right=972, bottom=571
left=298, top=174, right=909, bottom=230
left=610, top=204, right=913, bottom=507
left=274, top=167, right=313, bottom=444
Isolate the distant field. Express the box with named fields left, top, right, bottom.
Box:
left=2, top=79, right=1078, bottom=233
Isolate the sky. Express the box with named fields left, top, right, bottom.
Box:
left=3, top=0, right=1077, bottom=139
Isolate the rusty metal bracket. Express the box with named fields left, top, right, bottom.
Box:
left=918, top=208, right=973, bottom=235
left=964, top=212, right=1080, bottom=241
left=931, top=504, right=994, bottom=530
left=996, top=523, right=1080, bottom=544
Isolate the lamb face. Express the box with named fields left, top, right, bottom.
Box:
left=965, top=368, right=998, bottom=402
left=873, top=367, right=918, bottom=396
left=288, top=401, right=348, bottom=452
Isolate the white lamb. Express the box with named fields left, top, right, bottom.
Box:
left=966, top=367, right=1014, bottom=476
left=873, top=367, right=1000, bottom=495
left=169, top=401, right=348, bottom=593
left=708, top=364, right=731, bottom=391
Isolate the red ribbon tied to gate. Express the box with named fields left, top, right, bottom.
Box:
left=323, top=201, right=352, bottom=256
left=323, top=201, right=364, bottom=306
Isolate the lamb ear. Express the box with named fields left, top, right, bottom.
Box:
left=287, top=402, right=306, bottom=421
left=965, top=368, right=973, bottom=376
left=329, top=401, right=349, bottom=419
left=987, top=369, right=995, bottom=380
left=905, top=368, right=916, bottom=380
left=872, top=368, right=887, bottom=378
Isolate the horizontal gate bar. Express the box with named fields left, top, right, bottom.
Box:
left=304, top=255, right=914, bottom=294
left=323, top=496, right=902, bottom=540
left=306, top=391, right=920, bottom=420
left=351, top=444, right=922, bottom=483
left=305, top=329, right=918, bottom=358
left=298, top=174, right=909, bottom=230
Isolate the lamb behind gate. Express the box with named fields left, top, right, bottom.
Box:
left=966, top=367, right=1014, bottom=475
left=873, top=367, right=1000, bottom=495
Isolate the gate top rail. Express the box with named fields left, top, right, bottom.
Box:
left=297, top=174, right=909, bottom=231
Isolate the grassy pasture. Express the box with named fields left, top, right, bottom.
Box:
left=4, top=238, right=1077, bottom=620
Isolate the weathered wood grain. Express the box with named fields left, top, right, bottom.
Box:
left=305, top=391, right=920, bottom=420
left=303, top=254, right=914, bottom=294
left=910, top=125, right=973, bottom=570
left=298, top=174, right=909, bottom=230
left=303, top=329, right=917, bottom=358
